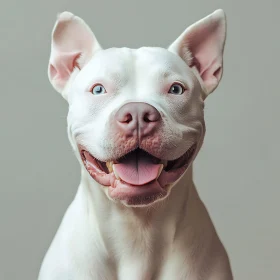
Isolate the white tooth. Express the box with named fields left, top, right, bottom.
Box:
left=161, top=160, right=168, bottom=168
left=86, top=160, right=95, bottom=169
left=106, top=161, right=113, bottom=172
left=112, top=164, right=120, bottom=180
left=157, top=164, right=164, bottom=179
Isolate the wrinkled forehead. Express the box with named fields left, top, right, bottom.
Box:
left=74, top=47, right=194, bottom=87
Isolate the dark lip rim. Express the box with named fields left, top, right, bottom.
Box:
left=79, top=144, right=197, bottom=177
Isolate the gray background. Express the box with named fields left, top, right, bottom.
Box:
left=0, top=0, right=279, bottom=279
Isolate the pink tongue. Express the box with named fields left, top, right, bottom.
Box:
left=113, top=150, right=162, bottom=186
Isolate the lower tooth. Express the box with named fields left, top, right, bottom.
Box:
left=112, top=164, right=120, bottom=180
left=106, top=161, right=113, bottom=172
left=157, top=164, right=164, bottom=179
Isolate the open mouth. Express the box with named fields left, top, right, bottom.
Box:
left=79, top=145, right=196, bottom=206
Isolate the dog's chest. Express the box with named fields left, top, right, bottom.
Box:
left=115, top=256, right=192, bottom=280
left=88, top=238, right=194, bottom=280
left=81, top=252, right=192, bottom=280
left=88, top=213, right=198, bottom=279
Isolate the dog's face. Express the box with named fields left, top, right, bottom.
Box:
left=48, top=10, right=226, bottom=207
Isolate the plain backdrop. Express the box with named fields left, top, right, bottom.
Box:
left=0, top=0, right=279, bottom=279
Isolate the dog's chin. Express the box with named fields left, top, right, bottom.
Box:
left=78, top=145, right=197, bottom=207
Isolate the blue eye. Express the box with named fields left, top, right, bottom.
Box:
left=91, top=84, right=106, bottom=95
left=168, top=83, right=185, bottom=95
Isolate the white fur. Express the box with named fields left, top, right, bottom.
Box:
left=38, top=9, right=233, bottom=280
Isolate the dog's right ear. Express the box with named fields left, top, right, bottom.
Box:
left=48, top=12, right=102, bottom=99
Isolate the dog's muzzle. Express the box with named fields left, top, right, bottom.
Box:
left=78, top=102, right=197, bottom=206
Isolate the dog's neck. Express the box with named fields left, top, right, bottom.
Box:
left=75, top=166, right=200, bottom=247
left=70, top=165, right=211, bottom=277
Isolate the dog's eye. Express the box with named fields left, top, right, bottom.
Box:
left=168, top=83, right=185, bottom=95
left=91, top=84, right=107, bottom=95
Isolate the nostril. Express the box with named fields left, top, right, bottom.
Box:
left=121, top=113, right=133, bottom=124
left=143, top=113, right=151, bottom=123
left=143, top=111, right=160, bottom=123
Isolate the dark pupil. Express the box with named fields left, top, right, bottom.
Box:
left=96, top=86, right=102, bottom=93
left=172, top=85, right=180, bottom=93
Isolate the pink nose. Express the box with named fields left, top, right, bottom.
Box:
left=115, top=102, right=161, bottom=137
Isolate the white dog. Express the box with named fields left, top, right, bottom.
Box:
left=39, top=9, right=233, bottom=280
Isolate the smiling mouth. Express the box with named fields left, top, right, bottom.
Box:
left=79, top=145, right=196, bottom=206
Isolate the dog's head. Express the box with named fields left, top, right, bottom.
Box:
left=48, top=10, right=226, bottom=207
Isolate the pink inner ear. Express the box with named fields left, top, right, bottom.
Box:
left=49, top=52, right=81, bottom=82
left=189, top=19, right=225, bottom=94
left=189, top=23, right=221, bottom=72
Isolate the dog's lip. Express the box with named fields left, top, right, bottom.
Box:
left=79, top=144, right=197, bottom=186
left=108, top=179, right=168, bottom=206
left=79, top=144, right=197, bottom=205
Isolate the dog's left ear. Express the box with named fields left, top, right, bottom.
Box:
left=168, top=9, right=226, bottom=98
